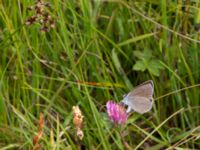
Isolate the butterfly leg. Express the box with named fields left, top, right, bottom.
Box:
left=126, top=106, right=132, bottom=113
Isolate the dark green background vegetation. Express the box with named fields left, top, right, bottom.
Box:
left=0, top=0, right=200, bottom=149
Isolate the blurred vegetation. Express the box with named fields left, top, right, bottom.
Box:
left=0, top=0, right=200, bottom=149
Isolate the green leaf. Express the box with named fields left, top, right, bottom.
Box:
left=112, top=49, right=133, bottom=89
left=133, top=49, right=152, bottom=60
left=149, top=59, right=165, bottom=69
left=112, top=49, right=123, bottom=73
left=118, top=32, right=157, bottom=46
left=148, top=66, right=160, bottom=76
left=133, top=60, right=147, bottom=71
left=195, top=7, right=200, bottom=24
left=147, top=59, right=164, bottom=76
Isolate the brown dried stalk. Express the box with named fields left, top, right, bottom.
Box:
left=33, top=113, right=44, bottom=150
left=72, top=106, right=84, bottom=140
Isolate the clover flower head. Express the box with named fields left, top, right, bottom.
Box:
left=106, top=101, right=128, bottom=125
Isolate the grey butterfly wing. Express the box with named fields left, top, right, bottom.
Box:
left=128, top=80, right=154, bottom=99
left=121, top=80, right=154, bottom=113
left=128, top=96, right=153, bottom=114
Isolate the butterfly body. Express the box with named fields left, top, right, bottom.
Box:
left=121, top=80, right=154, bottom=114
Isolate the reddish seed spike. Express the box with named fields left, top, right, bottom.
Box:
left=40, top=26, right=49, bottom=32
left=26, top=16, right=37, bottom=25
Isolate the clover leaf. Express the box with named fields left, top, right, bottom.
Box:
left=133, top=50, right=164, bottom=76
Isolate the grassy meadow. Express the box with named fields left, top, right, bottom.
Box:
left=0, top=0, right=200, bottom=149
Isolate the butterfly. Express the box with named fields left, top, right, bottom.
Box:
left=121, top=80, right=154, bottom=114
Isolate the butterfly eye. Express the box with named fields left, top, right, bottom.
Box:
left=123, top=94, right=127, bottom=98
